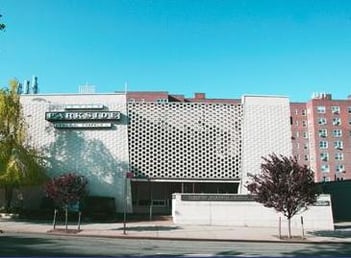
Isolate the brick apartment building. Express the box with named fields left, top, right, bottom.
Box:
left=291, top=93, right=351, bottom=183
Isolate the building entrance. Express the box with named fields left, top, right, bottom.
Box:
left=131, top=181, right=239, bottom=214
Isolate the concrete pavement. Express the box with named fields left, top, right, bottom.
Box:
left=1, top=217, right=351, bottom=243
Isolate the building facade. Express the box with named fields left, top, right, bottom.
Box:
left=15, top=89, right=349, bottom=214
left=16, top=91, right=293, bottom=213
left=291, top=93, right=351, bottom=182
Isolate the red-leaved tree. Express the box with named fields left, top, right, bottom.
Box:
left=44, top=173, right=88, bottom=210
left=247, top=153, right=319, bottom=238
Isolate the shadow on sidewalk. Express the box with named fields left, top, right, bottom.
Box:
left=308, top=229, right=351, bottom=239
left=112, top=225, right=180, bottom=232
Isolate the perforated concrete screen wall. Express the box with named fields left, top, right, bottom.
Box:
left=128, top=102, right=242, bottom=180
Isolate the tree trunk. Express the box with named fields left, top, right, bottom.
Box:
left=4, top=186, right=13, bottom=212
left=288, top=217, right=292, bottom=239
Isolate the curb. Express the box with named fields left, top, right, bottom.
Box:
left=3, top=228, right=351, bottom=245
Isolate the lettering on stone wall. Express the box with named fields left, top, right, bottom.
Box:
left=54, top=123, right=112, bottom=129
left=181, top=194, right=255, bottom=202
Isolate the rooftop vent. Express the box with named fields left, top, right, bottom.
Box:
left=312, top=92, right=332, bottom=100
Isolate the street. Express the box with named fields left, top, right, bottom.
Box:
left=0, top=232, right=351, bottom=257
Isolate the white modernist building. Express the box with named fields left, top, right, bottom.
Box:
left=14, top=92, right=333, bottom=230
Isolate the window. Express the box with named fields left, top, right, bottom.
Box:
left=332, top=129, right=342, bottom=137
left=334, top=141, right=343, bottom=150
left=336, top=164, right=345, bottom=173
left=322, top=176, right=330, bottom=182
left=302, top=120, right=307, bottom=127
left=303, top=131, right=308, bottom=138
left=304, top=144, right=308, bottom=150
left=319, top=129, right=327, bottom=137
left=348, top=106, right=351, bottom=113
left=333, top=118, right=341, bottom=126
left=304, top=155, right=309, bottom=161
left=301, top=109, right=307, bottom=116
left=319, top=141, right=328, bottom=149
left=317, top=106, right=326, bottom=113
left=331, top=106, right=340, bottom=114
left=320, top=152, right=329, bottom=161
left=296, top=132, right=299, bottom=138
left=318, top=118, right=327, bottom=125
left=335, top=152, right=344, bottom=161
left=321, top=164, right=330, bottom=173
left=295, top=120, right=299, bottom=126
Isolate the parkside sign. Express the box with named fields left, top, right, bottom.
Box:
left=45, top=111, right=120, bottom=122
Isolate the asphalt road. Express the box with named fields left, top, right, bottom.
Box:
left=1, top=232, right=351, bottom=257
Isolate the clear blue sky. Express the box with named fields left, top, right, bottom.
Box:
left=1, top=0, right=351, bottom=102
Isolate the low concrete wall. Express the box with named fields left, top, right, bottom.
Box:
left=172, top=194, right=334, bottom=230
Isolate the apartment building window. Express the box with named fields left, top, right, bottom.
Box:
left=332, top=117, right=341, bottom=126
left=303, top=131, right=308, bottom=138
left=320, top=152, right=329, bottom=161
left=322, top=176, right=330, bottom=182
left=332, top=129, right=342, bottom=137
left=304, top=144, right=308, bottom=150
left=331, top=106, right=340, bottom=114
left=319, top=141, right=328, bottom=149
left=301, top=109, right=307, bottom=116
left=319, top=129, right=327, bottom=137
left=295, top=120, right=299, bottom=126
left=336, top=164, right=345, bottom=173
left=295, top=131, right=299, bottom=138
left=302, top=120, right=307, bottom=127
left=335, top=152, right=344, bottom=161
left=304, top=155, right=309, bottom=161
left=317, top=106, right=326, bottom=113
left=321, top=164, right=330, bottom=173
left=348, top=106, right=351, bottom=113
left=295, top=109, right=299, bottom=115
left=334, top=141, right=343, bottom=150
left=318, top=118, right=327, bottom=125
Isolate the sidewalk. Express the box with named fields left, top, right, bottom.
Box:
left=1, top=217, right=351, bottom=243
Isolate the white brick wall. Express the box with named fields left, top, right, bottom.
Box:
left=240, top=95, right=293, bottom=193
left=172, top=193, right=334, bottom=230
left=20, top=94, right=130, bottom=212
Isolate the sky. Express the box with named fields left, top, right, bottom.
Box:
left=1, top=0, right=351, bottom=102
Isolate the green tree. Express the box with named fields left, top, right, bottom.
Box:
left=0, top=14, right=5, bottom=31
left=0, top=80, right=46, bottom=211
left=247, top=153, right=319, bottom=238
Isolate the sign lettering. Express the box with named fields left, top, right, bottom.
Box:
left=45, top=111, right=120, bottom=122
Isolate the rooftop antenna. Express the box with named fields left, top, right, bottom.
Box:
left=79, top=82, right=95, bottom=94
left=124, top=81, right=128, bottom=94
left=31, top=75, right=38, bottom=94
left=24, top=80, right=30, bottom=94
